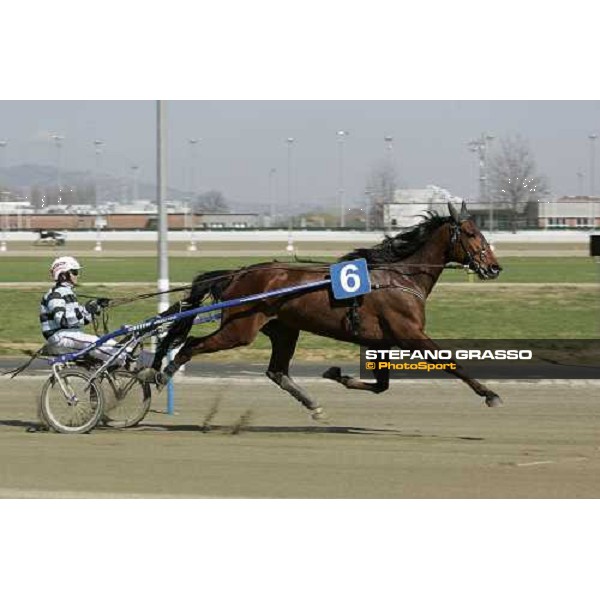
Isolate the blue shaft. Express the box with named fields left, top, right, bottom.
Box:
left=50, top=279, right=329, bottom=365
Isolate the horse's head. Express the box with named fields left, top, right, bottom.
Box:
left=447, top=201, right=502, bottom=280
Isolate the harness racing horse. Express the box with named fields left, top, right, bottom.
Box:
left=142, top=201, right=503, bottom=420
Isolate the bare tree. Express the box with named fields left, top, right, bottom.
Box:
left=488, top=136, right=549, bottom=232
left=366, top=161, right=397, bottom=229
left=193, top=190, right=230, bottom=214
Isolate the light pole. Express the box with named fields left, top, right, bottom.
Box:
left=589, top=134, right=597, bottom=197
left=0, top=140, right=8, bottom=252
left=93, top=139, right=104, bottom=251
left=0, top=140, right=7, bottom=252
left=383, top=136, right=395, bottom=232
left=268, top=167, right=277, bottom=225
left=51, top=134, right=64, bottom=205
left=577, top=170, right=585, bottom=196
left=131, top=164, right=139, bottom=202
left=286, top=137, right=295, bottom=253
left=384, top=135, right=394, bottom=162
left=156, top=100, right=175, bottom=413
left=337, top=130, right=349, bottom=228
left=187, top=138, right=199, bottom=251
left=364, top=187, right=372, bottom=232
left=468, top=133, right=495, bottom=232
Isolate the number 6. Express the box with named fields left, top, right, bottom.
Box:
left=340, top=264, right=361, bottom=292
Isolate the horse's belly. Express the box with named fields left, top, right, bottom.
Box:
left=276, top=297, right=385, bottom=343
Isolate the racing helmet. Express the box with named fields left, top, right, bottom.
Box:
left=50, top=256, right=82, bottom=281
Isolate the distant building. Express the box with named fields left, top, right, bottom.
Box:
left=0, top=210, right=262, bottom=231
left=194, top=212, right=261, bottom=229
left=384, top=186, right=462, bottom=229
left=538, top=196, right=600, bottom=229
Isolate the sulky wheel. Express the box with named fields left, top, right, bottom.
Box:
left=39, top=367, right=105, bottom=434
left=100, top=370, right=152, bottom=429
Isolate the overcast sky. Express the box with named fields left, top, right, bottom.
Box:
left=2, top=100, right=600, bottom=210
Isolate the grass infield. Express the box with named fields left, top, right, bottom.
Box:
left=0, top=255, right=598, bottom=283
left=0, top=255, right=598, bottom=358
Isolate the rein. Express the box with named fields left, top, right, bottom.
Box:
left=85, top=261, right=467, bottom=309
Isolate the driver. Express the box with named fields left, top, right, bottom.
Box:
left=40, top=256, right=126, bottom=365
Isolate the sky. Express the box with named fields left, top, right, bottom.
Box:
left=1, top=100, right=600, bottom=212
left=3, top=0, right=599, bottom=592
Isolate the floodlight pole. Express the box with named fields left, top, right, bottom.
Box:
left=187, top=138, right=199, bottom=251
left=589, top=134, right=598, bottom=197
left=157, top=100, right=174, bottom=414
left=93, top=139, right=104, bottom=252
left=286, top=137, right=295, bottom=253
left=468, top=133, right=494, bottom=232
left=52, top=134, right=64, bottom=204
left=337, top=130, right=348, bottom=228
left=0, top=140, right=8, bottom=252
left=268, top=167, right=276, bottom=224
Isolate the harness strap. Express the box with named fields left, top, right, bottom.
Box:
left=372, top=282, right=426, bottom=303
left=2, top=345, right=47, bottom=378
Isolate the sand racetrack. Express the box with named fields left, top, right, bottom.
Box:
left=0, top=376, right=599, bottom=498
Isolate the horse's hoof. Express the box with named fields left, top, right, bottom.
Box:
left=311, top=407, right=329, bottom=422
left=136, top=367, right=159, bottom=383
left=322, top=367, right=341, bottom=381
left=485, top=393, right=503, bottom=408
left=155, top=372, right=171, bottom=393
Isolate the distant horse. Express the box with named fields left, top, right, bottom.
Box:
left=142, top=201, right=502, bottom=419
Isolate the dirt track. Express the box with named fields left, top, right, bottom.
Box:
left=1, top=376, right=599, bottom=498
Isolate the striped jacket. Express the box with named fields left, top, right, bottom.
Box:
left=40, top=282, right=93, bottom=339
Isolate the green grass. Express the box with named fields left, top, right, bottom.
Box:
left=439, top=257, right=599, bottom=284
left=426, top=286, right=599, bottom=339
left=0, top=255, right=597, bottom=358
left=0, top=256, right=598, bottom=283
left=1, top=283, right=597, bottom=358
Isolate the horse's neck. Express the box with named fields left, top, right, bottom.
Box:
left=402, top=225, right=450, bottom=296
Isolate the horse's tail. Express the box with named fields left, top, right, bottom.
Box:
left=187, top=269, right=234, bottom=306
left=153, top=269, right=235, bottom=369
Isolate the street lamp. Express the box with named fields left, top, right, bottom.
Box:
left=93, top=139, right=104, bottom=251
left=337, top=130, right=349, bottom=228
left=268, top=168, right=277, bottom=225
left=383, top=136, right=395, bottom=232
left=0, top=140, right=7, bottom=252
left=187, top=138, right=200, bottom=251
left=286, top=137, right=295, bottom=253
left=51, top=134, right=64, bottom=205
left=577, top=170, right=585, bottom=197
left=468, top=133, right=495, bottom=232
left=131, top=164, right=139, bottom=202
left=364, top=187, right=372, bottom=232
left=589, top=134, right=597, bottom=197
left=384, top=135, right=394, bottom=157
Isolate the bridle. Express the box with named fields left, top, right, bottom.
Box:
left=449, top=221, right=492, bottom=277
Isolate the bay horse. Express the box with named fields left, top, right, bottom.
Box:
left=142, top=201, right=503, bottom=420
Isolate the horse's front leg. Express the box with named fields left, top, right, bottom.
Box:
left=400, top=334, right=502, bottom=407
left=322, top=346, right=390, bottom=394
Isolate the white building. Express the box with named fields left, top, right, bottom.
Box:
left=538, top=196, right=600, bottom=229
left=384, top=185, right=463, bottom=229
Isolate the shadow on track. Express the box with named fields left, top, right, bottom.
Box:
left=125, top=422, right=486, bottom=441
left=0, top=419, right=485, bottom=442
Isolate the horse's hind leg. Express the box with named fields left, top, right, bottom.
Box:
left=153, top=312, right=269, bottom=386
left=322, top=346, right=390, bottom=394
left=262, top=321, right=327, bottom=421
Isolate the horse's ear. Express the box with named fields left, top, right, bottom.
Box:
left=460, top=200, right=469, bottom=219
left=448, top=202, right=460, bottom=223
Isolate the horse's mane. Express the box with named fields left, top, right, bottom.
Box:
left=341, top=211, right=452, bottom=264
